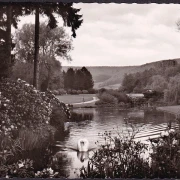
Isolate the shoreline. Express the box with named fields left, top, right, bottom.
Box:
left=157, top=105, right=180, bottom=117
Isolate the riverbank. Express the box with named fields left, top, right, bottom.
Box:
left=56, top=94, right=98, bottom=108
left=157, top=105, right=180, bottom=117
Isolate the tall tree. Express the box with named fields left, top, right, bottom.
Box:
left=0, top=3, right=33, bottom=79
left=81, top=66, right=94, bottom=90
left=13, top=23, right=72, bottom=90
left=0, top=2, right=83, bottom=88
left=6, top=4, right=12, bottom=78
left=74, top=69, right=84, bottom=90
left=33, top=6, right=40, bottom=88
left=32, top=2, right=83, bottom=89
left=64, top=68, right=75, bottom=90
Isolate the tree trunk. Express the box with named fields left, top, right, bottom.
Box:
left=33, top=6, right=40, bottom=89
left=47, top=65, right=51, bottom=90
left=6, top=4, right=12, bottom=78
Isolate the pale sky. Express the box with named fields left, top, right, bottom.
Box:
left=16, top=3, right=180, bottom=66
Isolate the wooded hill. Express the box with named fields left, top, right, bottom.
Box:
left=62, top=58, right=180, bottom=89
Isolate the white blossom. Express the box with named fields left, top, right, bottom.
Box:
left=18, top=162, right=24, bottom=168
left=25, top=83, right=30, bottom=87
left=161, top=131, right=169, bottom=137
left=47, top=167, right=54, bottom=174
left=169, top=129, right=175, bottom=134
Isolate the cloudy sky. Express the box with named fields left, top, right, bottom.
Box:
left=18, top=3, right=180, bottom=66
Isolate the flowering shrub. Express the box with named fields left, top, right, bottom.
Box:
left=0, top=78, right=71, bottom=177
left=0, top=158, right=61, bottom=178
left=0, top=159, right=34, bottom=178
left=150, top=128, right=180, bottom=178
left=81, top=126, right=180, bottom=179
left=35, top=167, right=60, bottom=178
left=0, top=135, right=22, bottom=166
left=80, top=130, right=149, bottom=178
left=0, top=78, right=70, bottom=137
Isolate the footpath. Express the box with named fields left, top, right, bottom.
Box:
left=71, top=97, right=99, bottom=108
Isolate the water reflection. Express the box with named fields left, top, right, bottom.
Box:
left=70, top=111, right=94, bottom=122
left=19, top=107, right=177, bottom=178
left=77, top=151, right=89, bottom=162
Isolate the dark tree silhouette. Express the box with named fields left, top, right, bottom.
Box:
left=0, top=3, right=31, bottom=79
left=0, top=2, right=83, bottom=89
left=64, top=68, right=75, bottom=90
left=64, top=67, right=94, bottom=91
left=81, top=66, right=94, bottom=90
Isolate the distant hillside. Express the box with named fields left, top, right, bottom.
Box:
left=62, top=66, right=137, bottom=88
left=62, top=58, right=180, bottom=89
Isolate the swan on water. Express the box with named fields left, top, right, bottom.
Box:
left=77, top=138, right=89, bottom=152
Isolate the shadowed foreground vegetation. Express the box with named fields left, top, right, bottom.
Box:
left=0, top=78, right=70, bottom=178
left=80, top=126, right=180, bottom=179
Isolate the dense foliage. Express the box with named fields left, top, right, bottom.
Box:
left=0, top=3, right=83, bottom=86
left=63, top=67, right=94, bottom=91
left=122, top=60, right=180, bottom=105
left=0, top=78, right=70, bottom=136
left=96, top=89, right=130, bottom=106
left=12, top=23, right=72, bottom=91
left=150, top=128, right=180, bottom=178
left=80, top=126, right=180, bottom=179
left=80, top=130, right=149, bottom=178
left=0, top=78, right=70, bottom=178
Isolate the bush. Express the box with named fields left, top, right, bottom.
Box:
left=108, top=89, right=130, bottom=103
left=71, top=90, right=77, bottom=94
left=0, top=78, right=70, bottom=137
left=52, top=90, right=59, bottom=95
left=82, top=90, right=88, bottom=94
left=0, top=78, right=71, bottom=178
left=58, top=89, right=66, bottom=95
left=80, top=130, right=149, bottom=178
left=67, top=89, right=72, bottom=94
left=0, top=79, right=50, bottom=137
left=149, top=128, right=180, bottom=178
left=80, top=125, right=180, bottom=179
left=0, top=159, right=62, bottom=178
left=77, top=90, right=82, bottom=94
left=88, top=88, right=96, bottom=94
left=98, top=92, right=118, bottom=104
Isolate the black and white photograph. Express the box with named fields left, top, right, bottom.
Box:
left=1, top=2, right=180, bottom=178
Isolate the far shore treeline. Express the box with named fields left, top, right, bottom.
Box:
left=63, top=67, right=94, bottom=92
left=121, top=60, right=180, bottom=105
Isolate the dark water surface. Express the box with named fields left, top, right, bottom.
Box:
left=51, top=107, right=175, bottom=178
left=21, top=107, right=175, bottom=178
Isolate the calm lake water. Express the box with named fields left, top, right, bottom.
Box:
left=50, top=107, right=175, bottom=178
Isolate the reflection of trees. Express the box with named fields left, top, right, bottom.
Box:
left=99, top=107, right=129, bottom=116
left=123, top=110, right=174, bottom=127
left=144, top=110, right=174, bottom=124
left=70, top=112, right=93, bottom=122
left=54, top=127, right=70, bottom=142
left=96, top=107, right=128, bottom=122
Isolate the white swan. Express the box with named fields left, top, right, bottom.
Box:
left=77, top=138, right=89, bottom=152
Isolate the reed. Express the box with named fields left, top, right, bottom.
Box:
left=17, top=125, right=55, bottom=151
